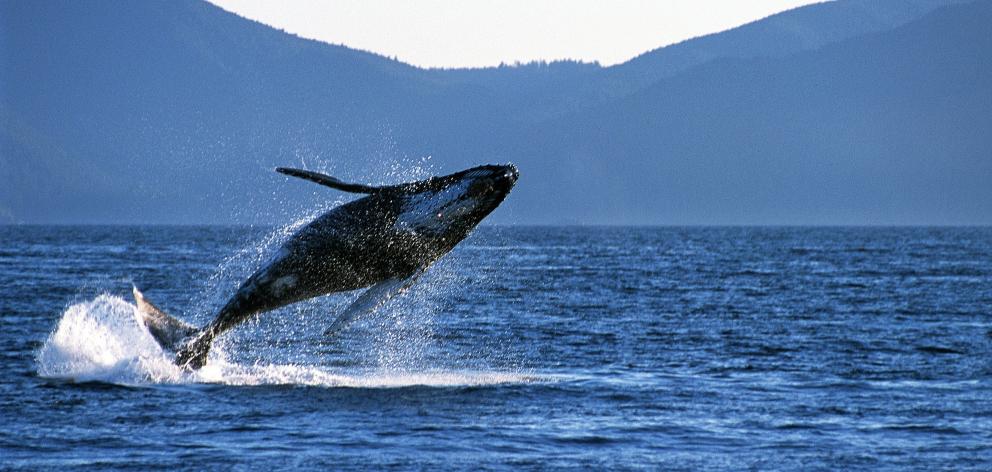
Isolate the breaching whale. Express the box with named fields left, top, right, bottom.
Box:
left=134, top=164, right=518, bottom=369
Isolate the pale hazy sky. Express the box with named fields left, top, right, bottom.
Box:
left=208, top=0, right=825, bottom=68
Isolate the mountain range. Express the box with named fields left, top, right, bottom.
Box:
left=1, top=0, right=989, bottom=224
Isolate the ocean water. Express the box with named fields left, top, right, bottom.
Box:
left=1, top=225, right=990, bottom=470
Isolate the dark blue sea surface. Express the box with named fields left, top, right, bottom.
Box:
left=1, top=226, right=991, bottom=469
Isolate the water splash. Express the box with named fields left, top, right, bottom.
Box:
left=35, top=295, right=540, bottom=388
left=36, top=295, right=187, bottom=384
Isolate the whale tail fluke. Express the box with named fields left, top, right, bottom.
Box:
left=132, top=286, right=199, bottom=353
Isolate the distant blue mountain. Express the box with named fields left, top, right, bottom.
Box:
left=1, top=0, right=988, bottom=224
left=512, top=0, right=992, bottom=224
left=434, top=0, right=973, bottom=122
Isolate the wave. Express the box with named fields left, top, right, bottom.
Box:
left=35, top=295, right=540, bottom=388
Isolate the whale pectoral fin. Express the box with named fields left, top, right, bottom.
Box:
left=276, top=167, right=388, bottom=194
left=132, top=286, right=199, bottom=352
left=324, top=270, right=424, bottom=336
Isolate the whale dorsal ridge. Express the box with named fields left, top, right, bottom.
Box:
left=276, top=167, right=384, bottom=194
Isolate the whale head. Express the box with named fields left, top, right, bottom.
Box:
left=394, top=164, right=518, bottom=240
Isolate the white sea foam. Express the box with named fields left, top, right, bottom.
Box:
left=35, top=295, right=184, bottom=384
left=35, top=295, right=539, bottom=388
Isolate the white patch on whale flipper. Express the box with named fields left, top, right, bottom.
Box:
left=324, top=269, right=425, bottom=335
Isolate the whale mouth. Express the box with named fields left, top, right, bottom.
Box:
left=498, top=164, right=519, bottom=192
left=505, top=164, right=519, bottom=183
left=464, top=164, right=518, bottom=200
